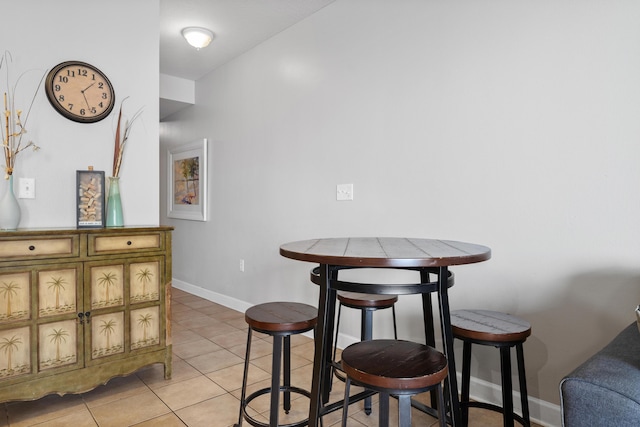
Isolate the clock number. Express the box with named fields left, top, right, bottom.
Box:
left=80, top=108, right=86, bottom=116
left=66, top=70, right=75, bottom=77
left=98, top=82, right=104, bottom=89
left=102, top=93, right=107, bottom=100
left=54, top=84, right=61, bottom=92
left=58, top=95, right=65, bottom=102
left=67, top=103, right=74, bottom=111
left=77, top=69, right=88, bottom=77
left=58, top=76, right=69, bottom=84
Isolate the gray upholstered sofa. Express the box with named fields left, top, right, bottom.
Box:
left=560, top=322, right=640, bottom=427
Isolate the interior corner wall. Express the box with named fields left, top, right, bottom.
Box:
left=159, top=1, right=640, bottom=425
left=2, top=0, right=160, bottom=228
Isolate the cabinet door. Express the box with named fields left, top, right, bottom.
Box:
left=36, top=266, right=83, bottom=374
left=129, top=258, right=164, bottom=351
left=86, top=256, right=165, bottom=365
left=0, top=264, right=83, bottom=384
left=86, top=260, right=125, bottom=363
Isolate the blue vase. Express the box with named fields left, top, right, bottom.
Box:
left=0, top=175, right=21, bottom=230
left=106, top=176, right=124, bottom=227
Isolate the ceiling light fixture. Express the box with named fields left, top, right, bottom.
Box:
left=181, top=27, right=214, bottom=50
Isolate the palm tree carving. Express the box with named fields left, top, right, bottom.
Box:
left=0, top=281, right=20, bottom=317
left=47, top=277, right=67, bottom=309
left=49, top=328, right=69, bottom=362
left=135, top=268, right=153, bottom=296
left=0, top=335, right=21, bottom=372
left=97, top=271, right=117, bottom=303
left=137, top=313, right=153, bottom=342
left=99, top=319, right=117, bottom=350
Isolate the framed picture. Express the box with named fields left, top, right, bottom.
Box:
left=76, top=170, right=105, bottom=228
left=167, top=138, right=208, bottom=221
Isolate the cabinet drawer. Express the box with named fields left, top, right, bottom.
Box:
left=0, top=236, right=78, bottom=260
left=90, top=233, right=163, bottom=255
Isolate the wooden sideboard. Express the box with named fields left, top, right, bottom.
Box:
left=0, top=226, right=172, bottom=402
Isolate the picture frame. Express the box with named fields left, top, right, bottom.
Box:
left=167, top=138, right=208, bottom=221
left=76, top=170, right=105, bottom=228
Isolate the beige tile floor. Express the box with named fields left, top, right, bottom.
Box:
left=0, top=289, right=543, bottom=426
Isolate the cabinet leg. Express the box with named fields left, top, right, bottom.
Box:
left=164, top=347, right=173, bottom=379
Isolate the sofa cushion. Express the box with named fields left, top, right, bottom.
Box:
left=560, top=322, right=640, bottom=427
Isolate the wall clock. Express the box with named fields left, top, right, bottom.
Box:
left=45, top=61, right=115, bottom=123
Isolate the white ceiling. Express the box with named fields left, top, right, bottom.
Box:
left=160, top=0, right=336, bottom=81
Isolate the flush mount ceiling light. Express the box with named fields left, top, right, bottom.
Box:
left=181, top=27, right=214, bottom=50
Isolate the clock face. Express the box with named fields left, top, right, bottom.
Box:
left=45, top=61, right=115, bottom=123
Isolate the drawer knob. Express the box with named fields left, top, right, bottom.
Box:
left=127, top=241, right=132, bottom=246
left=28, top=245, right=35, bottom=251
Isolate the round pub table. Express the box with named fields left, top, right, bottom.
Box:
left=280, top=237, right=491, bottom=427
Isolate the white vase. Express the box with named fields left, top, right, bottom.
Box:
left=0, top=175, right=21, bottom=230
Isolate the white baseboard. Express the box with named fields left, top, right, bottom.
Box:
left=455, top=372, right=561, bottom=427
left=172, top=279, right=314, bottom=339
left=173, top=278, right=253, bottom=314
left=172, top=279, right=561, bottom=427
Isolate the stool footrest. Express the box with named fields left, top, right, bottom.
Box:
left=462, top=401, right=529, bottom=426
left=240, top=386, right=311, bottom=427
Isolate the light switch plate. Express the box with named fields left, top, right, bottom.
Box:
left=337, top=183, right=353, bottom=201
left=18, top=178, right=35, bottom=199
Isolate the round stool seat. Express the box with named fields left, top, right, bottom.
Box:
left=341, top=339, right=448, bottom=392
left=451, top=309, right=531, bottom=343
left=337, top=291, right=398, bottom=309
left=245, top=302, right=317, bottom=334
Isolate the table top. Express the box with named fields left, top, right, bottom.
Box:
left=280, top=237, right=491, bottom=268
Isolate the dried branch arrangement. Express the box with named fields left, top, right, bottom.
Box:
left=1, top=52, right=45, bottom=179
left=112, top=97, right=143, bottom=178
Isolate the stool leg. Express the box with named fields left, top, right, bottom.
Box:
left=270, top=335, right=283, bottom=427
left=341, top=377, right=351, bottom=427
left=499, top=346, right=514, bottom=427
left=379, top=392, right=390, bottom=427
left=362, top=308, right=373, bottom=415
left=397, top=394, right=411, bottom=427
left=437, top=383, right=447, bottom=427
left=516, top=343, right=531, bottom=426
left=235, top=328, right=253, bottom=427
left=284, top=335, right=291, bottom=413
left=392, top=305, right=398, bottom=340
left=436, top=266, right=462, bottom=427
left=331, top=302, right=343, bottom=393
left=460, top=341, right=472, bottom=427
left=421, top=287, right=438, bottom=410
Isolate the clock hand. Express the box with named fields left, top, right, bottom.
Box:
left=82, top=82, right=96, bottom=92
left=82, top=91, right=91, bottom=109
left=80, top=83, right=96, bottom=109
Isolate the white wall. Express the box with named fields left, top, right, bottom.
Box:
left=160, top=1, right=640, bottom=425
left=2, top=0, right=160, bottom=228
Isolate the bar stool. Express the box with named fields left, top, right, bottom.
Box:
left=235, top=302, right=317, bottom=427
left=450, top=309, right=531, bottom=427
left=331, top=291, right=398, bottom=414
left=341, top=339, right=448, bottom=427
